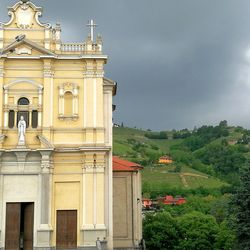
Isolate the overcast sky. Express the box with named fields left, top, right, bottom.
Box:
left=2, top=0, right=250, bottom=130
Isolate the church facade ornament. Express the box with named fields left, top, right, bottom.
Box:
left=0, top=1, right=52, bottom=29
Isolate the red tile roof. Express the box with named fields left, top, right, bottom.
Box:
left=113, top=156, right=143, bottom=172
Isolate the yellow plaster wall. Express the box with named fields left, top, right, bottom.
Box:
left=52, top=180, right=82, bottom=246
left=1, top=55, right=106, bottom=147
left=3, top=31, right=45, bottom=47
left=96, top=173, right=105, bottom=224
left=52, top=153, right=83, bottom=245
left=86, top=78, right=94, bottom=128
left=3, top=130, right=41, bottom=149
left=85, top=173, right=94, bottom=225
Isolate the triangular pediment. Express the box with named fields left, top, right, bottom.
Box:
left=0, top=36, right=56, bottom=57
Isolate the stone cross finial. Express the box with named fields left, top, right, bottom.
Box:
left=86, top=19, right=98, bottom=42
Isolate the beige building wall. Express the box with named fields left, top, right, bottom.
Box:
left=113, top=171, right=142, bottom=249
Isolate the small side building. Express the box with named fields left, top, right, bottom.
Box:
left=113, top=157, right=143, bottom=250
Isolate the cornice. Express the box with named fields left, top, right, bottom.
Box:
left=54, top=146, right=111, bottom=153
left=0, top=55, right=108, bottom=60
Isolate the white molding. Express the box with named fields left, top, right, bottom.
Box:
left=50, top=77, right=53, bottom=127
left=93, top=79, right=97, bottom=128
left=84, top=79, right=87, bottom=128
left=93, top=169, right=97, bottom=226
left=4, top=79, right=43, bottom=90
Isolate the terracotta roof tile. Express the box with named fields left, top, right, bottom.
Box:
left=113, top=156, right=143, bottom=172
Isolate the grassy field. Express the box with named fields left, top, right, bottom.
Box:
left=113, top=127, right=230, bottom=195
left=142, top=165, right=227, bottom=192
left=113, top=127, right=182, bottom=157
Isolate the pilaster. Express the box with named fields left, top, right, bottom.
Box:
left=103, top=85, right=113, bottom=146
left=42, top=59, right=54, bottom=141
left=83, top=61, right=95, bottom=129
left=38, top=89, right=43, bottom=127
left=106, top=151, right=113, bottom=250
left=37, top=150, right=53, bottom=247
left=81, top=152, right=107, bottom=247
left=0, top=59, right=5, bottom=133
left=14, top=151, right=28, bottom=172
left=44, top=28, right=51, bottom=50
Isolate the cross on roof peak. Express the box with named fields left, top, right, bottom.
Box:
left=86, top=19, right=98, bottom=42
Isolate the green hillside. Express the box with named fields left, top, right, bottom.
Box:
left=113, top=123, right=249, bottom=196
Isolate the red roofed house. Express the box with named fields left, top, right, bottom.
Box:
left=113, top=156, right=143, bottom=249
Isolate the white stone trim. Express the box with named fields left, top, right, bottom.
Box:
left=0, top=55, right=107, bottom=60
left=4, top=79, right=43, bottom=90
left=4, top=112, right=8, bottom=128
left=93, top=168, right=97, bottom=226
left=50, top=78, right=53, bottom=127
left=82, top=168, right=86, bottom=227
left=93, top=79, right=97, bottom=128
left=84, top=79, right=87, bottom=128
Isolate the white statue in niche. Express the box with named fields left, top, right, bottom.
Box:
left=18, top=116, right=26, bottom=146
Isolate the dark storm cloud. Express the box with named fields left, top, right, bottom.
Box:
left=1, top=0, right=250, bottom=130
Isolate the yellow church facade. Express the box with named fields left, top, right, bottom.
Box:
left=0, top=1, right=117, bottom=249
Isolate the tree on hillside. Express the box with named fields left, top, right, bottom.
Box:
left=143, top=212, right=179, bottom=250
left=194, top=142, right=246, bottom=177
left=176, top=211, right=219, bottom=250
left=215, top=220, right=236, bottom=250
left=231, top=166, right=250, bottom=249
left=219, top=120, right=228, bottom=128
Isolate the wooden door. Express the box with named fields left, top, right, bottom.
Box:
left=56, top=210, right=77, bottom=249
left=23, top=203, right=34, bottom=250
left=5, top=203, right=21, bottom=250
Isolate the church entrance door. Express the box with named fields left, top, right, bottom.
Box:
left=5, top=203, right=34, bottom=250
left=56, top=210, right=77, bottom=249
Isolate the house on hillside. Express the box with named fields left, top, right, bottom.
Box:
left=159, top=195, right=186, bottom=205
left=159, top=155, right=173, bottom=164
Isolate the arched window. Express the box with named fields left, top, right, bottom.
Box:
left=17, top=97, right=30, bottom=127
left=18, top=97, right=29, bottom=105
left=64, top=91, right=73, bottom=116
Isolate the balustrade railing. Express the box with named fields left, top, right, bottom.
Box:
left=61, top=43, right=101, bottom=53
left=61, top=43, right=86, bottom=52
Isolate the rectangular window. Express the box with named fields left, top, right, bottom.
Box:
left=32, top=111, right=38, bottom=128
left=8, top=110, right=15, bottom=128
